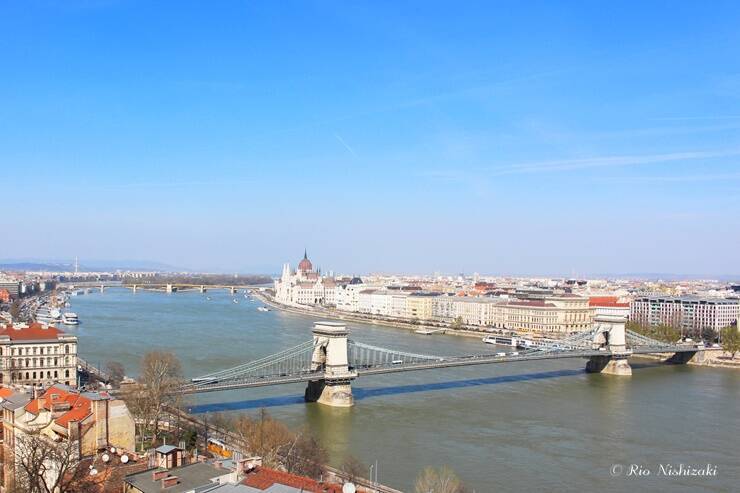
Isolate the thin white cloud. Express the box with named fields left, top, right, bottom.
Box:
left=487, top=149, right=740, bottom=176
left=650, top=115, right=740, bottom=121
left=596, top=172, right=740, bottom=183
left=334, top=133, right=358, bottom=158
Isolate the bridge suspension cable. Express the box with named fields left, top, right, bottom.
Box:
left=625, top=329, right=674, bottom=348
left=189, top=340, right=316, bottom=384
left=347, top=340, right=445, bottom=369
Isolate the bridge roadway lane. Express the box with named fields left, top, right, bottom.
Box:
left=178, top=345, right=709, bottom=395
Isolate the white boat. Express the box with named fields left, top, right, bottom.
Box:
left=257, top=306, right=269, bottom=312
left=62, top=312, right=79, bottom=325
left=482, top=335, right=516, bottom=346
left=232, top=299, right=239, bottom=304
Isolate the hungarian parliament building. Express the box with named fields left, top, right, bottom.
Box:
left=274, top=250, right=340, bottom=306
left=273, top=251, right=596, bottom=334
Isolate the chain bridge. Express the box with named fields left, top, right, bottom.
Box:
left=179, top=316, right=716, bottom=406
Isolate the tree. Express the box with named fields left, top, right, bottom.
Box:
left=105, top=360, right=125, bottom=386
left=11, top=431, right=83, bottom=493
left=451, top=316, right=464, bottom=330
left=627, top=321, right=680, bottom=343
left=233, top=409, right=293, bottom=468
left=123, top=351, right=183, bottom=450
left=141, top=351, right=183, bottom=443
left=340, top=455, right=367, bottom=481
left=700, top=326, right=717, bottom=343
left=721, top=325, right=740, bottom=359
left=414, top=466, right=467, bottom=493
left=283, top=432, right=327, bottom=479
left=653, top=324, right=680, bottom=343
left=9, top=300, right=21, bottom=322
left=231, top=410, right=327, bottom=479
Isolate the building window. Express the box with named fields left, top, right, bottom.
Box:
left=65, top=369, right=69, bottom=378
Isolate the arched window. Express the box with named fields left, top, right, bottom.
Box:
left=65, top=345, right=69, bottom=354
left=25, top=372, right=29, bottom=380
left=65, top=369, right=69, bottom=378
left=54, top=370, right=58, bottom=378
left=32, top=372, right=36, bottom=379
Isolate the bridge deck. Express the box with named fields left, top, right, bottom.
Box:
left=178, top=345, right=707, bottom=395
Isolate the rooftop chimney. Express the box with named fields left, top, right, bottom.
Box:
left=152, top=470, right=168, bottom=481
left=161, top=475, right=179, bottom=488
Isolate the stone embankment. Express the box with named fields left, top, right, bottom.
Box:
left=253, top=291, right=487, bottom=339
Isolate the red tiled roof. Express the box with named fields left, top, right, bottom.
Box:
left=0, top=322, right=64, bottom=340
left=589, top=296, right=629, bottom=307
left=242, top=467, right=341, bottom=492
left=25, top=385, right=92, bottom=426
left=0, top=387, right=15, bottom=399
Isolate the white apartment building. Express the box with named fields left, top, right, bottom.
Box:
left=334, top=279, right=368, bottom=312
left=432, top=294, right=592, bottom=333
left=0, top=322, right=78, bottom=388
left=630, top=296, right=739, bottom=334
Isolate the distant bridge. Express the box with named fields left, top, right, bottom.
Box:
left=179, top=316, right=716, bottom=406
left=59, top=281, right=268, bottom=294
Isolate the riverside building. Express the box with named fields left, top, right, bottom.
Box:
left=274, top=251, right=338, bottom=306
left=0, top=323, right=78, bottom=388
left=630, top=296, right=739, bottom=334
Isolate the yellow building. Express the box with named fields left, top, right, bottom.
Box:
left=405, top=293, right=436, bottom=321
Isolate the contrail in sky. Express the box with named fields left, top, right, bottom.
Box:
left=334, top=133, right=358, bottom=158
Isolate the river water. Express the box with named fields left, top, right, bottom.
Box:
left=67, top=288, right=738, bottom=492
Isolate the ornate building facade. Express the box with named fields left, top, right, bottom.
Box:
left=0, top=323, right=78, bottom=388
left=274, top=251, right=337, bottom=306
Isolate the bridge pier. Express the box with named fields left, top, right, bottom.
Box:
left=132, top=284, right=138, bottom=293
left=666, top=350, right=699, bottom=364
left=230, top=286, right=237, bottom=295
left=586, top=354, right=632, bottom=376
left=166, top=284, right=177, bottom=293
left=199, top=285, right=207, bottom=293
left=586, top=315, right=632, bottom=376
left=305, top=322, right=356, bottom=407
left=100, top=284, right=105, bottom=293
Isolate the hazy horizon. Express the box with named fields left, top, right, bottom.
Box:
left=3, top=2, right=739, bottom=276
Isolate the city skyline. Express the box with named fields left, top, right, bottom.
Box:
left=3, top=2, right=740, bottom=275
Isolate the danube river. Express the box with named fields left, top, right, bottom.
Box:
left=68, top=289, right=738, bottom=492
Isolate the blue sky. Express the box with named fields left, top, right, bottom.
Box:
left=2, top=1, right=740, bottom=276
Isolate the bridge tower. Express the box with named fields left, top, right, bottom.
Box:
left=305, top=322, right=357, bottom=407
left=586, top=315, right=632, bottom=376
